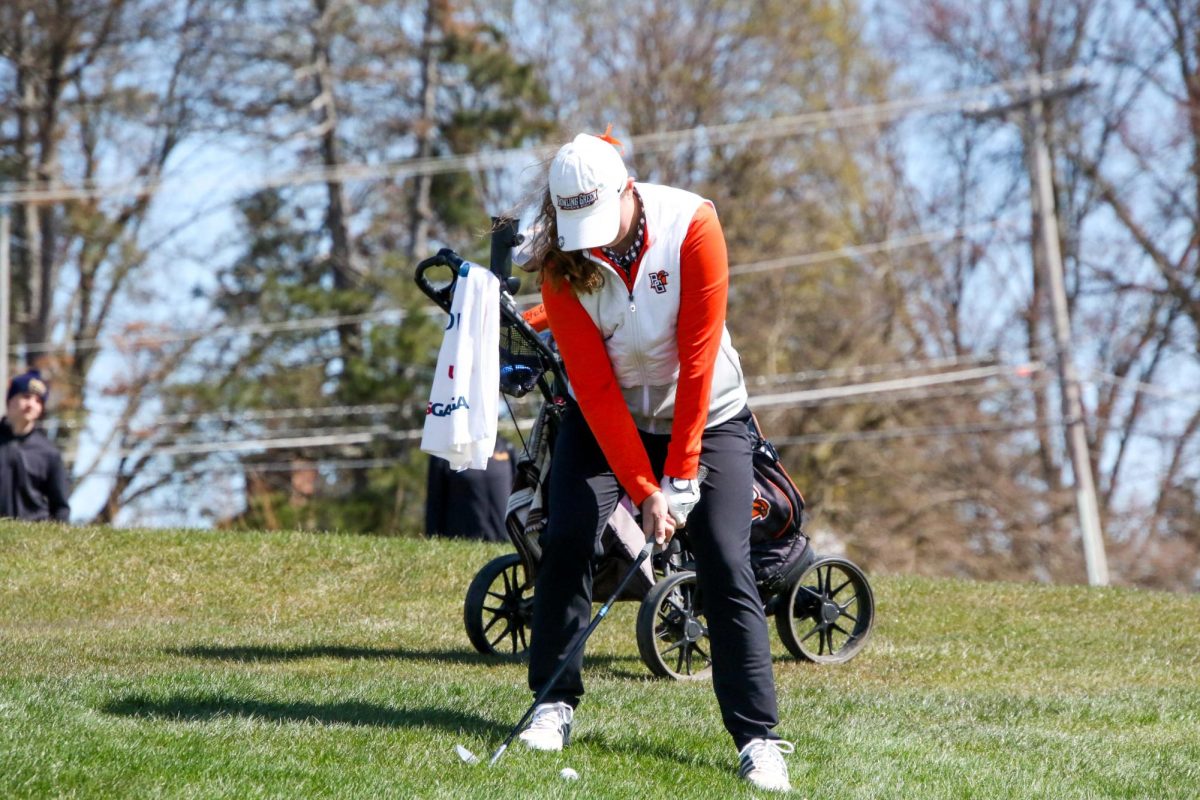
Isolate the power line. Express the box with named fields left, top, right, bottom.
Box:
left=108, top=364, right=1036, bottom=460
left=7, top=217, right=1014, bottom=358
left=57, top=391, right=545, bottom=429
left=86, top=456, right=420, bottom=480
left=777, top=414, right=1200, bottom=446
left=38, top=325, right=1180, bottom=433
left=116, top=418, right=539, bottom=459
left=100, top=417, right=1049, bottom=478
left=728, top=219, right=1017, bottom=277
left=97, top=415, right=1064, bottom=478
left=771, top=418, right=1061, bottom=446
left=93, top=411, right=1197, bottom=480
left=130, top=384, right=1004, bottom=446
left=1090, top=371, right=1199, bottom=403
left=92, top=362, right=1186, bottom=456
left=139, top=423, right=400, bottom=447
left=125, top=428, right=389, bottom=458
left=747, top=362, right=1043, bottom=409
left=760, top=373, right=1053, bottom=410
left=127, top=401, right=409, bottom=427
left=52, top=353, right=1019, bottom=433
left=746, top=353, right=998, bottom=387
left=0, top=70, right=1085, bottom=206
left=15, top=307, right=414, bottom=357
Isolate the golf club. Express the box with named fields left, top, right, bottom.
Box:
left=456, top=537, right=656, bottom=767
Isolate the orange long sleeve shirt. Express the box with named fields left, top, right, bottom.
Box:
left=541, top=203, right=731, bottom=506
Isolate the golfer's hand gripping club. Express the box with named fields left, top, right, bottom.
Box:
left=640, top=491, right=676, bottom=546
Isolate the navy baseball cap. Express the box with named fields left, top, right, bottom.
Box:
left=7, top=370, right=49, bottom=403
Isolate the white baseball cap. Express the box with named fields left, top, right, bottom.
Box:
left=549, top=133, right=629, bottom=251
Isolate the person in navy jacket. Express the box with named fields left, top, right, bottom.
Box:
left=425, top=437, right=516, bottom=541
left=0, top=370, right=70, bottom=522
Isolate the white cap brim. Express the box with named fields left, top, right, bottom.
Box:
left=554, top=191, right=621, bottom=251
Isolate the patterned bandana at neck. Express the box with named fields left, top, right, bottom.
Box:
left=601, top=189, right=645, bottom=273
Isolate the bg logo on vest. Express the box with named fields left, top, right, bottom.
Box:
left=649, top=270, right=669, bottom=294
left=427, top=396, right=470, bottom=416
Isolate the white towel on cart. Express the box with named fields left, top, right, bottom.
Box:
left=420, top=264, right=500, bottom=470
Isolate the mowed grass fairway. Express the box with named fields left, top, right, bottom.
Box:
left=1, top=523, right=1198, bottom=799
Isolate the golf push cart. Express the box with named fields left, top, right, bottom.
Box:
left=414, top=221, right=875, bottom=680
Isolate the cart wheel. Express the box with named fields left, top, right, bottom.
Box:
left=636, top=570, right=713, bottom=681
left=464, top=553, right=533, bottom=657
left=776, top=557, right=874, bottom=664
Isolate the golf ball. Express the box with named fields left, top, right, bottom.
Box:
left=559, top=767, right=579, bottom=781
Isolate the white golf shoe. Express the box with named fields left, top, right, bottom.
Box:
left=517, top=701, right=573, bottom=751
left=737, top=738, right=794, bottom=792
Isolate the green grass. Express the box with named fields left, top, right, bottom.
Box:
left=1, top=522, right=1198, bottom=799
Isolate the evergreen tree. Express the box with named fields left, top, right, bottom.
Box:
left=170, top=0, right=552, bottom=533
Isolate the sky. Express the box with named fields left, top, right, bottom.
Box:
left=15, top=2, right=1195, bottom=531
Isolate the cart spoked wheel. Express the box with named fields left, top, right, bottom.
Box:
left=776, top=556, right=874, bottom=664
left=636, top=570, right=713, bottom=680
left=464, top=553, right=534, bottom=657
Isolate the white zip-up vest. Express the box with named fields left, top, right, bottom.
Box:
left=571, top=182, right=748, bottom=433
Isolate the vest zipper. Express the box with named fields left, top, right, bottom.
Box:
left=589, top=248, right=654, bottom=426
left=626, top=290, right=652, bottom=421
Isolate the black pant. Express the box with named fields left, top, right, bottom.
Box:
left=528, top=404, right=779, bottom=749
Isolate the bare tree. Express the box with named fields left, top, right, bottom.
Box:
left=1079, top=0, right=1200, bottom=585
left=0, top=0, right=232, bottom=519
left=877, top=0, right=1200, bottom=587
left=505, top=0, right=1037, bottom=576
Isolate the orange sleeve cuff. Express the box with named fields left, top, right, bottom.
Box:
left=541, top=279, right=659, bottom=505
left=665, top=203, right=729, bottom=478
left=521, top=302, right=548, bottom=332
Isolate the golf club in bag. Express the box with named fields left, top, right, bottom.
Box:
left=458, top=538, right=655, bottom=767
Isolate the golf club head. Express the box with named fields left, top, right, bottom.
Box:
left=455, top=744, right=480, bottom=765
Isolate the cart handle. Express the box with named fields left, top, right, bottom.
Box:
left=414, top=246, right=562, bottom=378
left=414, top=248, right=467, bottom=313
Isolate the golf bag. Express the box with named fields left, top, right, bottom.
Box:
left=747, top=415, right=813, bottom=596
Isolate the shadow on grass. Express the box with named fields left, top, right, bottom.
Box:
left=173, top=644, right=502, bottom=666
left=596, top=664, right=664, bottom=681
left=170, top=642, right=639, bottom=671
left=99, top=694, right=722, bottom=775
left=579, top=730, right=720, bottom=773
left=101, top=694, right=496, bottom=736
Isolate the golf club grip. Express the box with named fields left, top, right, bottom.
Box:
left=491, top=540, right=655, bottom=762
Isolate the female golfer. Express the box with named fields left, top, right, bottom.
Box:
left=517, top=130, right=793, bottom=792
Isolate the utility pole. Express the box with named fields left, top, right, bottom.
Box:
left=1, top=208, right=9, bottom=395
left=968, top=71, right=1109, bottom=586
